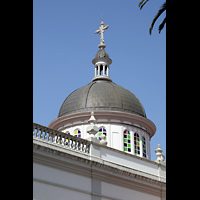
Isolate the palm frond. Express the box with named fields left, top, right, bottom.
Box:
left=139, top=0, right=145, bottom=7
left=139, top=0, right=149, bottom=10
left=158, top=17, right=166, bottom=34
left=149, top=2, right=166, bottom=35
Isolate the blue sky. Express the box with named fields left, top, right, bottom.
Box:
left=33, top=0, right=166, bottom=161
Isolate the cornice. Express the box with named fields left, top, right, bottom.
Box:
left=33, top=140, right=165, bottom=184
left=33, top=141, right=165, bottom=196
left=48, top=111, right=156, bottom=138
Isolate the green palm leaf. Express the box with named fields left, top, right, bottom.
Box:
left=158, top=17, right=166, bottom=34
left=149, top=2, right=166, bottom=35
left=139, top=0, right=149, bottom=10
left=139, top=0, right=145, bottom=7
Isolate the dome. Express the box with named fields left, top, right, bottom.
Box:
left=95, top=48, right=109, bottom=58
left=58, top=79, right=146, bottom=118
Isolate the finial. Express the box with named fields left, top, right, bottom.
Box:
left=95, top=20, right=109, bottom=49
left=155, top=144, right=165, bottom=163
left=86, top=112, right=99, bottom=143
left=88, top=111, right=96, bottom=125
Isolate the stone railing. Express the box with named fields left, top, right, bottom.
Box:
left=33, top=123, right=90, bottom=154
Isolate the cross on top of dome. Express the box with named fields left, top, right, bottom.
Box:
left=95, top=20, right=109, bottom=49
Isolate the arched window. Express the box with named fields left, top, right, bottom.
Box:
left=98, top=127, right=107, bottom=141
left=74, top=129, right=81, bottom=138
left=124, top=130, right=131, bottom=152
left=134, top=133, right=140, bottom=155
left=142, top=136, right=146, bottom=158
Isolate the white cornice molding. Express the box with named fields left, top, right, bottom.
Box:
left=48, top=111, right=156, bottom=138
left=33, top=138, right=165, bottom=183
left=33, top=141, right=165, bottom=196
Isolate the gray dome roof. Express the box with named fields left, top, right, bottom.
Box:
left=58, top=80, right=146, bottom=118
left=95, top=48, right=109, bottom=58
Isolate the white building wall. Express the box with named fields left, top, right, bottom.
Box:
left=33, top=181, right=91, bottom=200
left=33, top=162, right=92, bottom=200
left=33, top=161, right=163, bottom=200
left=33, top=162, right=92, bottom=191
left=101, top=181, right=160, bottom=200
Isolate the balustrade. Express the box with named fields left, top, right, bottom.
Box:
left=33, top=123, right=90, bottom=154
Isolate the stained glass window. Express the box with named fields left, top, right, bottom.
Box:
left=134, top=133, right=140, bottom=155
left=98, top=127, right=107, bottom=141
left=74, top=129, right=81, bottom=138
left=124, top=130, right=131, bottom=152
left=142, top=136, right=146, bottom=158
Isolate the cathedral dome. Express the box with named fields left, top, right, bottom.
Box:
left=58, top=20, right=146, bottom=119
left=58, top=79, right=146, bottom=118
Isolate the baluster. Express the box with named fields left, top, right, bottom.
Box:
left=40, top=128, right=43, bottom=140
left=48, top=131, right=52, bottom=142
left=66, top=137, right=69, bottom=147
left=59, top=134, right=62, bottom=145
left=75, top=139, right=78, bottom=150
left=44, top=129, right=47, bottom=141
left=52, top=132, right=56, bottom=143
left=56, top=134, right=59, bottom=144
left=70, top=139, right=73, bottom=149
left=61, top=134, right=65, bottom=146
left=67, top=137, right=70, bottom=147
left=72, top=139, right=75, bottom=150
left=33, top=124, right=36, bottom=137
left=76, top=140, right=79, bottom=150
left=79, top=142, right=83, bottom=152
left=68, top=138, right=71, bottom=148
left=81, top=142, right=84, bottom=152
left=39, top=128, right=42, bottom=139
left=75, top=140, right=79, bottom=150
left=58, top=134, right=61, bottom=145
left=59, top=134, right=61, bottom=144
left=86, top=144, right=90, bottom=154
left=71, top=139, right=74, bottom=149
left=67, top=136, right=71, bottom=147
left=82, top=142, right=86, bottom=152
left=64, top=135, right=67, bottom=146
left=79, top=141, right=81, bottom=151
left=83, top=142, right=86, bottom=152
left=46, top=131, right=50, bottom=142
left=60, top=134, right=63, bottom=145
left=63, top=135, right=67, bottom=146
left=33, top=130, right=35, bottom=137
left=77, top=140, right=80, bottom=151
left=36, top=127, right=40, bottom=138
